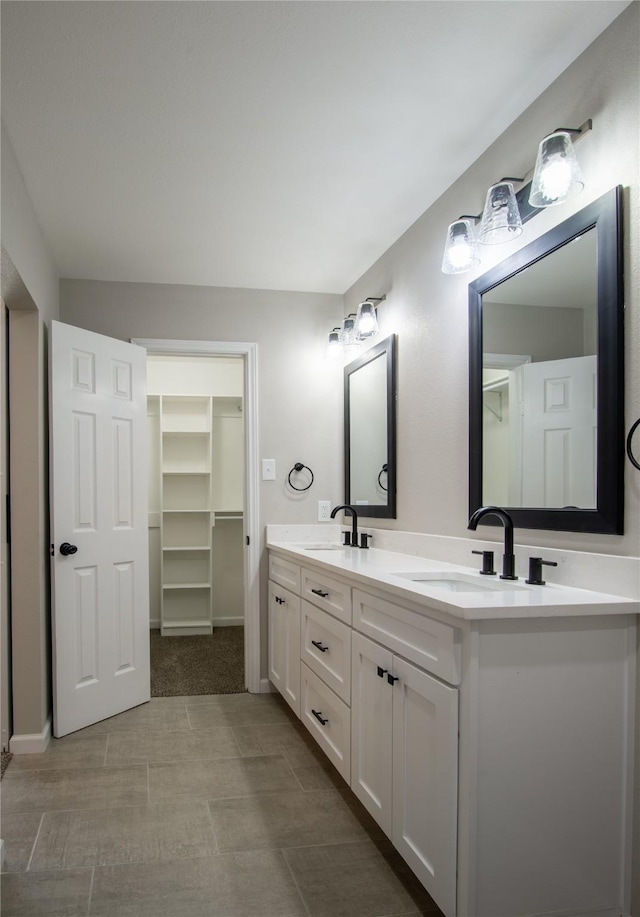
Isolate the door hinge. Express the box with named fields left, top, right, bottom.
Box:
left=246, top=536, right=250, bottom=546
left=5, top=494, right=10, bottom=545
left=50, top=543, right=55, bottom=557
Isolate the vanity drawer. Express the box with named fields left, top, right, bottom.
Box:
left=353, top=589, right=461, bottom=685
left=302, top=566, right=352, bottom=624
left=301, top=600, right=352, bottom=704
left=300, top=662, right=351, bottom=782
left=269, top=554, right=301, bottom=594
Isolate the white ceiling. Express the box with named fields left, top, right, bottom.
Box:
left=1, top=1, right=629, bottom=294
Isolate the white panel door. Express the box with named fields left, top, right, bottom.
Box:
left=521, top=355, right=597, bottom=508
left=350, top=631, right=393, bottom=835
left=392, top=656, right=458, bottom=917
left=50, top=321, right=149, bottom=737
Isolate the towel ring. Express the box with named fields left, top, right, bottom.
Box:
left=288, top=462, right=314, bottom=492
left=377, top=463, right=388, bottom=492
left=627, top=418, right=640, bottom=471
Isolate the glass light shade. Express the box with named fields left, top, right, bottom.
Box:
left=441, top=219, right=480, bottom=274
left=478, top=181, right=523, bottom=244
left=529, top=131, right=584, bottom=207
left=326, top=329, right=341, bottom=359
left=340, top=315, right=358, bottom=347
left=355, top=301, right=379, bottom=339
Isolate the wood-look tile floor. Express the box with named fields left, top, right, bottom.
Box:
left=1, top=693, right=445, bottom=917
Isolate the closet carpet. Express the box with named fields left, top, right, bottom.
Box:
left=150, top=627, right=245, bottom=697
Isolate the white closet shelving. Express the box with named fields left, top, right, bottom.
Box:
left=160, top=396, right=213, bottom=635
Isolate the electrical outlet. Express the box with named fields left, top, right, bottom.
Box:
left=317, top=501, right=331, bottom=522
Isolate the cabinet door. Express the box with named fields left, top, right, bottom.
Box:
left=268, top=581, right=301, bottom=716
left=392, top=656, right=458, bottom=917
left=351, top=632, right=393, bottom=835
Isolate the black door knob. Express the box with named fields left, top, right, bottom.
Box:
left=59, top=542, right=78, bottom=556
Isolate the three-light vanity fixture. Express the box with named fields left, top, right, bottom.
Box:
left=441, top=120, right=591, bottom=275
left=327, top=296, right=385, bottom=359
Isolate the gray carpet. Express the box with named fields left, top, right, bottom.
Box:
left=150, top=626, right=245, bottom=697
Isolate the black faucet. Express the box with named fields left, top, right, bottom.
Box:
left=468, top=506, right=518, bottom=580
left=330, top=504, right=358, bottom=547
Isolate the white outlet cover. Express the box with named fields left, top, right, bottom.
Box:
left=262, top=459, right=276, bottom=480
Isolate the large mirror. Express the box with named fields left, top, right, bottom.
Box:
left=469, top=186, right=623, bottom=534
left=345, top=334, right=396, bottom=518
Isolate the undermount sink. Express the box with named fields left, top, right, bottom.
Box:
left=295, top=543, right=344, bottom=551
left=393, top=572, right=526, bottom=593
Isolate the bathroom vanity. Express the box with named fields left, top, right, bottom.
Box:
left=266, top=528, right=638, bottom=917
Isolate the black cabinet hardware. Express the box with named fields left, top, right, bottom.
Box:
left=343, top=532, right=352, bottom=546
left=472, top=549, right=496, bottom=575
left=387, top=674, right=399, bottom=685
left=274, top=596, right=285, bottom=605
left=525, top=557, right=558, bottom=585
left=311, top=709, right=328, bottom=725
left=377, top=666, right=388, bottom=678
left=311, top=640, right=328, bottom=653
left=59, top=542, right=78, bottom=556
left=311, top=588, right=329, bottom=598
left=360, top=533, right=372, bottom=549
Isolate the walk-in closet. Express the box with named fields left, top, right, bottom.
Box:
left=146, top=355, right=245, bottom=694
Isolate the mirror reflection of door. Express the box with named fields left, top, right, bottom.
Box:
left=349, top=352, right=387, bottom=506
left=482, top=227, right=597, bottom=509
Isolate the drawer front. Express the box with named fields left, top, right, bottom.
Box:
left=300, top=662, right=351, bottom=782
left=301, top=566, right=352, bottom=624
left=269, top=553, right=301, bottom=594
left=353, top=589, right=461, bottom=685
left=301, top=600, right=352, bottom=704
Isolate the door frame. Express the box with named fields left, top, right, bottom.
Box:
left=132, top=339, right=261, bottom=694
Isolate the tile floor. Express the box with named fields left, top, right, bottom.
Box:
left=1, top=692, right=445, bottom=917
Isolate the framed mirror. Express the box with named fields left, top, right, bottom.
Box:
left=345, top=334, right=396, bottom=518
left=469, top=186, right=623, bottom=534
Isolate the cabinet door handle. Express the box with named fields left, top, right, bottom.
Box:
left=311, top=640, right=328, bottom=653
left=377, top=666, right=387, bottom=678
left=275, top=596, right=284, bottom=605
left=387, top=674, right=399, bottom=686
left=311, top=588, right=329, bottom=598
left=311, top=709, right=328, bottom=726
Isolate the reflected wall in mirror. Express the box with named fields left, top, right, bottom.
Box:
left=469, top=186, right=623, bottom=534
left=345, top=334, right=396, bottom=518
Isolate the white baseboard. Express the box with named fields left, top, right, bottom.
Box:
left=212, top=616, right=244, bottom=627
left=259, top=678, right=277, bottom=694
left=9, top=713, right=52, bottom=754
left=149, top=618, right=160, bottom=629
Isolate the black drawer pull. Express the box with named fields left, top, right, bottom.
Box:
left=311, top=588, right=329, bottom=598
left=311, top=709, right=328, bottom=726
left=387, top=674, right=399, bottom=685
left=274, top=596, right=284, bottom=605
left=377, top=666, right=387, bottom=678
left=311, top=640, right=328, bottom=653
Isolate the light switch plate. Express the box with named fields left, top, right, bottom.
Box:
left=262, top=458, right=276, bottom=480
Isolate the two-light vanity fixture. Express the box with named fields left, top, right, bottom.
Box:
left=327, top=296, right=385, bottom=359
left=441, top=120, right=591, bottom=275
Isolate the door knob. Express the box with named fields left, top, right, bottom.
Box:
left=59, top=542, right=78, bottom=556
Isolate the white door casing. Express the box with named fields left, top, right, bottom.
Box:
left=50, top=321, right=150, bottom=737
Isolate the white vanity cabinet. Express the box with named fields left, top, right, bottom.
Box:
left=268, top=580, right=301, bottom=716
left=267, top=546, right=637, bottom=917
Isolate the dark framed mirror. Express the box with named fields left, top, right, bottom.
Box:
left=469, top=186, right=623, bottom=534
left=345, top=334, right=396, bottom=518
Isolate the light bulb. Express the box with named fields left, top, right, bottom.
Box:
left=441, top=219, right=480, bottom=274
left=355, top=301, right=379, bottom=339
left=529, top=131, right=584, bottom=208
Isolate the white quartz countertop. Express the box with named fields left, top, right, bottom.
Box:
left=267, top=538, right=640, bottom=621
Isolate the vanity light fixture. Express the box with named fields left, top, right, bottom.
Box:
left=340, top=314, right=358, bottom=346
left=325, top=296, right=386, bottom=359
left=441, top=119, right=591, bottom=275
left=326, top=327, right=342, bottom=359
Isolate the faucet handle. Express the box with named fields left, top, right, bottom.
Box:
left=360, top=533, right=372, bottom=549
left=342, top=531, right=352, bottom=546
left=525, top=556, right=558, bottom=585
left=472, top=549, right=496, bottom=576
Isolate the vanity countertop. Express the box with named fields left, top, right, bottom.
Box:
left=267, top=538, right=640, bottom=622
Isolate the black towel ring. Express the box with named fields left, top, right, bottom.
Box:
left=626, top=418, right=640, bottom=471
left=287, top=462, right=314, bottom=492
left=377, top=463, right=388, bottom=492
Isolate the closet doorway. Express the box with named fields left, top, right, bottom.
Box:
left=135, top=339, right=260, bottom=696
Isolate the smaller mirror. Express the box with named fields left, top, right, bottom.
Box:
left=345, top=334, right=396, bottom=518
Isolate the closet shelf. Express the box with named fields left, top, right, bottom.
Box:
left=162, top=471, right=210, bottom=476
left=162, top=509, right=211, bottom=515
left=163, top=544, right=210, bottom=552
left=163, top=582, right=211, bottom=590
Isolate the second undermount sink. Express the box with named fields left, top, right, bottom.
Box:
left=295, top=543, right=344, bottom=551
left=393, top=572, right=526, bottom=593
